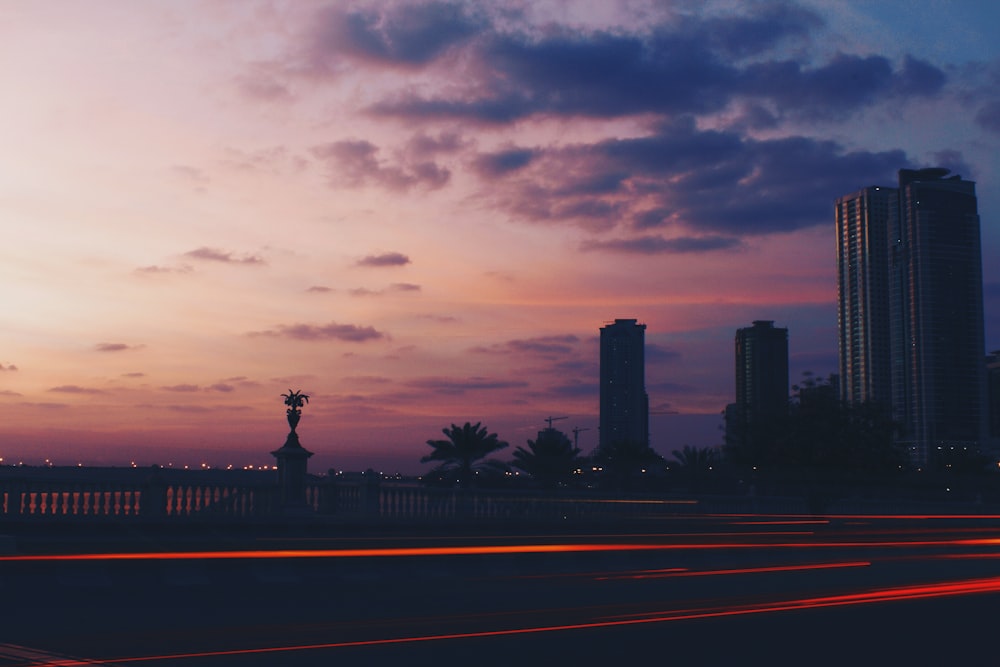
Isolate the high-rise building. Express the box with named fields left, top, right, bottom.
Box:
left=836, top=168, right=987, bottom=466
left=891, top=168, right=986, bottom=464
left=836, top=186, right=895, bottom=406
left=987, top=351, right=1000, bottom=446
left=734, top=320, right=789, bottom=428
left=599, top=319, right=648, bottom=449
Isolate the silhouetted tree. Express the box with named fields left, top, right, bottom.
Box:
left=670, top=445, right=721, bottom=493
left=421, top=422, right=509, bottom=488
left=591, top=440, right=667, bottom=491
left=511, top=428, right=583, bottom=489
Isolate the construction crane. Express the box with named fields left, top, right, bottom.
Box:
left=544, top=416, right=568, bottom=429
left=572, top=426, right=590, bottom=448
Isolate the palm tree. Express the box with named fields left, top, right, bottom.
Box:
left=671, top=445, right=720, bottom=492
left=511, top=428, right=582, bottom=489
left=422, top=422, right=509, bottom=488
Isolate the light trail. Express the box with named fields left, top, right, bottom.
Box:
left=593, top=560, right=871, bottom=580
left=25, top=574, right=1000, bottom=665
left=4, top=534, right=1000, bottom=562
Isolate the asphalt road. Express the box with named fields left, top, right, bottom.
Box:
left=3, top=513, right=1000, bottom=666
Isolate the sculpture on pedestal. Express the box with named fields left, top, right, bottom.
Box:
left=281, top=389, right=309, bottom=435
left=272, top=389, right=313, bottom=510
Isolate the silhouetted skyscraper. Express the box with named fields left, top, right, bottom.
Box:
left=836, top=186, right=894, bottom=406
left=837, top=168, right=987, bottom=466
left=734, top=320, right=789, bottom=428
left=599, top=319, right=648, bottom=449
left=891, top=168, right=986, bottom=464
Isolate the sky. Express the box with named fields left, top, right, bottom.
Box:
left=2, top=0, right=999, bottom=474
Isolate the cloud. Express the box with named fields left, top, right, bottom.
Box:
left=581, top=235, right=744, bottom=254
left=95, top=342, right=141, bottom=352
left=47, top=385, right=105, bottom=395
left=249, top=322, right=386, bottom=342
left=355, top=4, right=943, bottom=124
left=0, top=389, right=22, bottom=397
left=975, top=100, right=1000, bottom=133
left=161, top=384, right=200, bottom=392
left=389, top=282, right=421, bottom=292
left=646, top=344, right=683, bottom=363
left=307, top=2, right=486, bottom=69
left=1, top=363, right=17, bottom=372
left=404, top=376, right=529, bottom=395
left=471, top=335, right=581, bottom=357
left=208, top=383, right=235, bottom=393
left=122, top=372, right=146, bottom=378
left=474, top=117, right=909, bottom=235
left=134, top=264, right=193, bottom=275
left=183, top=247, right=265, bottom=265
left=306, top=285, right=333, bottom=293
left=357, top=252, right=411, bottom=267
left=311, top=140, right=449, bottom=190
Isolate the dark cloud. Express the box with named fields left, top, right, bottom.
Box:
left=581, top=234, right=744, bottom=254
left=161, top=384, right=200, bottom=392
left=311, top=140, right=449, bottom=190
left=250, top=322, right=386, bottom=342
left=646, top=343, right=683, bottom=363
left=390, top=283, right=421, bottom=292
left=47, top=385, right=105, bottom=395
left=975, top=101, right=1000, bottom=133
left=356, top=4, right=943, bottom=124
left=404, top=376, right=529, bottom=395
left=474, top=147, right=538, bottom=177
left=95, top=343, right=140, bottom=352
left=476, top=119, right=908, bottom=235
left=308, top=2, right=486, bottom=69
left=208, top=383, right=235, bottom=393
left=357, top=252, right=411, bottom=267
left=470, top=335, right=580, bottom=357
left=183, top=247, right=265, bottom=265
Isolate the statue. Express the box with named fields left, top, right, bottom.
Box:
left=281, top=389, right=309, bottom=433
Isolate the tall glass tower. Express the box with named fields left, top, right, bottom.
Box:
left=836, top=186, right=895, bottom=407
left=891, top=168, right=986, bottom=464
left=836, top=168, right=987, bottom=466
left=599, top=319, right=648, bottom=449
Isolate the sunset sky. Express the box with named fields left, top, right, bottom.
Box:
left=2, top=1, right=998, bottom=474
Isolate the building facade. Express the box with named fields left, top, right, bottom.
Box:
left=891, top=168, right=986, bottom=464
left=734, top=320, right=789, bottom=428
left=599, top=319, right=649, bottom=449
left=836, top=168, right=987, bottom=466
left=836, top=186, right=895, bottom=406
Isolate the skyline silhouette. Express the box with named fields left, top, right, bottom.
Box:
left=2, top=2, right=999, bottom=474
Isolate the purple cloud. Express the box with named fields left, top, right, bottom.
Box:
left=183, top=247, right=265, bottom=265
left=161, top=384, right=200, bottom=392
left=308, top=2, right=486, bottom=69
left=311, top=140, right=449, bottom=190
left=47, top=385, right=105, bottom=395
left=581, top=235, right=744, bottom=254
left=471, top=335, right=581, bottom=358
left=250, top=322, right=386, bottom=342
left=404, top=376, right=529, bottom=395
left=95, top=342, right=141, bottom=353
left=357, top=252, right=411, bottom=267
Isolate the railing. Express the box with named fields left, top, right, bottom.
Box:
left=2, top=466, right=995, bottom=523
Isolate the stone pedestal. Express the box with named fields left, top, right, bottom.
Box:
left=271, top=430, right=314, bottom=511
